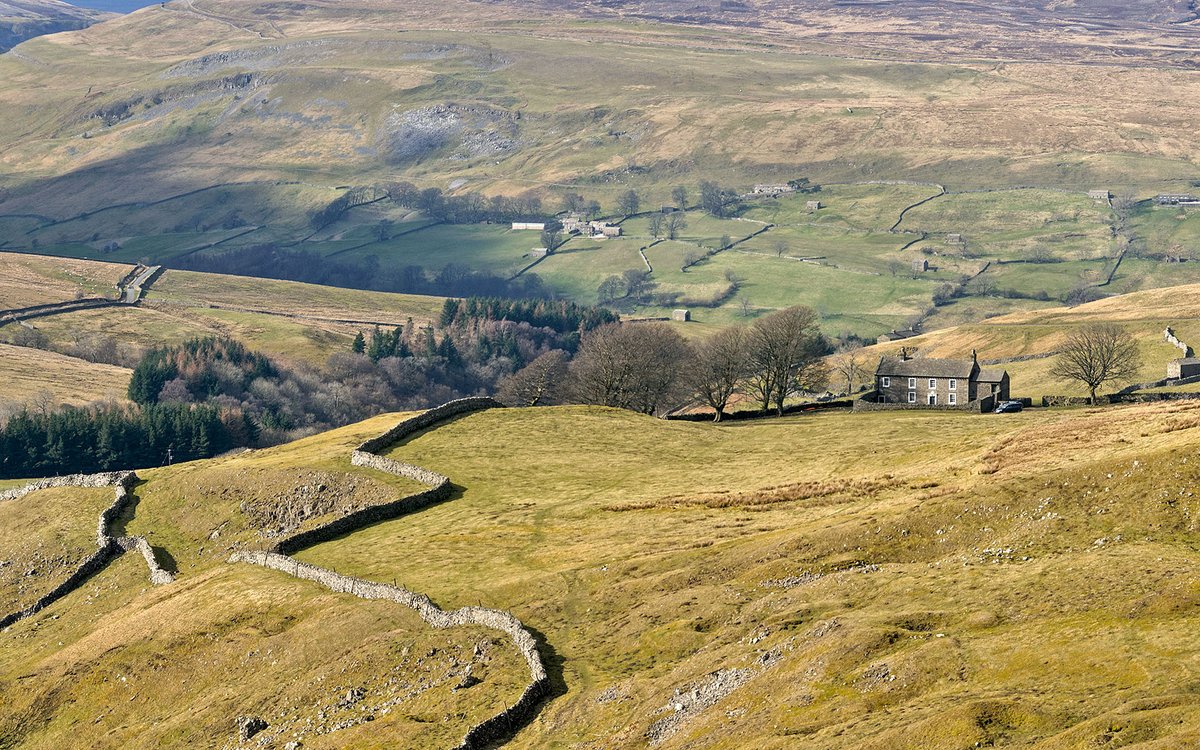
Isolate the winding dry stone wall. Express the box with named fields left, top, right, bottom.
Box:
left=1165, top=327, right=1194, bottom=357
left=0, top=471, right=173, bottom=630
left=233, top=397, right=550, bottom=750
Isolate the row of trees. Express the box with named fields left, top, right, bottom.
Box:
left=0, top=403, right=252, bottom=478
left=500, top=305, right=829, bottom=420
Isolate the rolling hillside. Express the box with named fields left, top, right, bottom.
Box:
left=1, top=0, right=1199, bottom=231
left=4, top=399, right=1200, bottom=747
left=857, top=282, right=1200, bottom=398
left=0, top=0, right=109, bottom=51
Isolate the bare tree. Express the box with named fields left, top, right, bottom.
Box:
left=671, top=186, right=689, bottom=210
left=540, top=228, right=563, bottom=252
left=560, top=192, right=586, bottom=214
left=597, top=275, right=624, bottom=304
left=773, top=239, right=790, bottom=257
left=1050, top=322, right=1142, bottom=404
left=617, top=189, right=641, bottom=217
left=498, top=350, right=569, bottom=407
left=742, top=305, right=826, bottom=415
left=738, top=296, right=753, bottom=317
left=30, top=389, right=57, bottom=418
left=569, top=323, right=694, bottom=414
left=688, top=326, right=751, bottom=421
left=648, top=213, right=664, bottom=239
left=886, top=258, right=904, bottom=277
left=622, top=269, right=654, bottom=304
left=666, top=212, right=687, bottom=240
left=829, top=347, right=869, bottom=395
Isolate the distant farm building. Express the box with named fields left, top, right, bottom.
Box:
left=912, top=258, right=929, bottom=274
left=672, top=309, right=691, bottom=322
left=1155, top=194, right=1200, bottom=206
left=946, top=233, right=963, bottom=244
left=1088, top=189, right=1111, bottom=203
left=806, top=200, right=822, bottom=211
left=511, top=222, right=546, bottom=231
left=876, top=328, right=919, bottom=345
left=1168, top=358, right=1200, bottom=379
left=862, top=349, right=1009, bottom=410
left=754, top=184, right=794, bottom=196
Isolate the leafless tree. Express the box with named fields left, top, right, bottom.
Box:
left=498, top=350, right=570, bottom=407
left=568, top=323, right=694, bottom=415
left=30, top=389, right=56, bottom=418
left=738, top=296, right=753, bottom=317
left=622, top=269, right=654, bottom=304
left=671, top=186, right=688, bottom=210
left=829, top=347, right=869, bottom=395
left=742, top=305, right=826, bottom=415
left=1050, top=322, right=1142, bottom=404
left=688, top=326, right=750, bottom=421
left=666, top=212, right=687, bottom=240
left=886, top=258, right=904, bottom=277
left=773, top=239, right=790, bottom=257
left=617, top=189, right=641, bottom=217
left=648, top=213, right=664, bottom=239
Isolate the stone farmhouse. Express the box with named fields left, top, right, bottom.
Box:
left=561, top=216, right=622, bottom=238
left=865, top=349, right=1009, bottom=409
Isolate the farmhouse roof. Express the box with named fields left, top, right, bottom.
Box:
left=1172, top=357, right=1200, bottom=366
left=977, top=368, right=1008, bottom=383
left=877, top=356, right=976, bottom=379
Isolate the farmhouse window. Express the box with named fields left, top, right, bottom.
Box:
left=949, top=393, right=957, bottom=405
left=949, top=379, right=957, bottom=391
left=908, top=377, right=916, bottom=389
left=908, top=391, right=916, bottom=403
left=928, top=378, right=937, bottom=389
left=881, top=377, right=890, bottom=387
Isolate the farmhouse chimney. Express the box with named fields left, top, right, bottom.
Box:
left=971, top=349, right=977, bottom=363
left=900, top=346, right=909, bottom=361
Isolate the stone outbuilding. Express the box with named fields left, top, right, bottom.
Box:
left=1168, top=357, right=1200, bottom=379
left=806, top=200, right=822, bottom=211
left=912, top=258, right=929, bottom=273
left=672, top=309, right=691, bottom=322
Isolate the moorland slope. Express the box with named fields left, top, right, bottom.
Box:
left=5, top=399, right=1200, bottom=747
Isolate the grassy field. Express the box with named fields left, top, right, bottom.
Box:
left=0, top=253, right=132, bottom=308
left=0, top=486, right=116, bottom=613
left=0, top=343, right=131, bottom=407
left=282, top=402, right=1200, bottom=747
left=7, top=395, right=1200, bottom=745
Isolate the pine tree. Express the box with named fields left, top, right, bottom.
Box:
left=352, top=331, right=366, bottom=354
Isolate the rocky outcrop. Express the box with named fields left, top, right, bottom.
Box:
left=233, top=397, right=549, bottom=750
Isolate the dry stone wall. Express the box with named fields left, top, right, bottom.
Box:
left=0, top=471, right=173, bottom=630
left=234, top=397, right=549, bottom=750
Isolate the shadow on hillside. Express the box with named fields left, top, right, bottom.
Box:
left=151, top=544, right=178, bottom=574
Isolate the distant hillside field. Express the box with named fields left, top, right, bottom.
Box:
left=6, top=401, right=1200, bottom=746
left=857, top=281, right=1200, bottom=398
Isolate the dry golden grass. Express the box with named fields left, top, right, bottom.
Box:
left=0, top=253, right=132, bottom=309
left=8, top=402, right=1200, bottom=746
left=0, top=343, right=130, bottom=407
left=0, top=486, right=114, bottom=614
